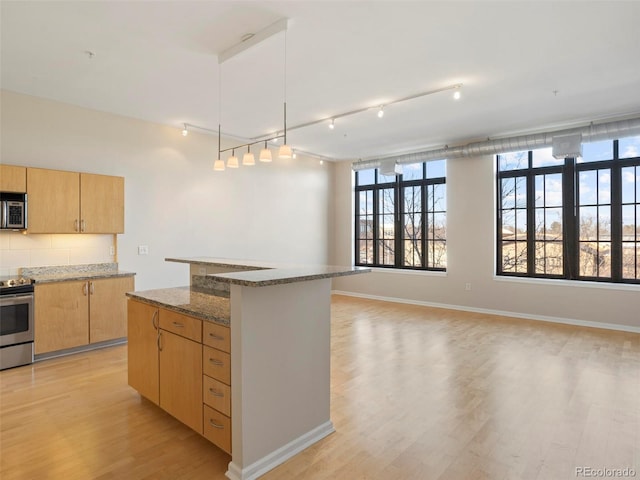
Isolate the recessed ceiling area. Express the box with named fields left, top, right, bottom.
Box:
left=2, top=1, right=639, bottom=161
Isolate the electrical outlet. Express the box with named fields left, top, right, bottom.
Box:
left=199, top=267, right=207, bottom=275
left=465, top=283, right=472, bottom=291
left=138, top=245, right=149, bottom=255
left=109, top=246, right=115, bottom=256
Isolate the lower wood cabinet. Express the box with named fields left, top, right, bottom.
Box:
left=127, top=299, right=231, bottom=454
left=127, top=300, right=159, bottom=404
left=159, top=329, right=203, bottom=433
left=35, top=276, right=134, bottom=355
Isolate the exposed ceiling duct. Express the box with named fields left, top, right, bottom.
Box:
left=352, top=115, right=640, bottom=171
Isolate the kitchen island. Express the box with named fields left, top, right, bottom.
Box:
left=127, top=258, right=369, bottom=480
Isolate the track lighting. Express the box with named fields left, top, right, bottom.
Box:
left=377, top=106, right=384, bottom=118
left=260, top=141, right=272, bottom=162
left=292, top=150, right=297, bottom=159
left=182, top=124, right=188, bottom=136
left=453, top=89, right=461, bottom=100
left=329, top=119, right=335, bottom=130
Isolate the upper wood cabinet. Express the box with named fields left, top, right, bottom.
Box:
left=26, top=167, right=124, bottom=234
left=80, top=173, right=124, bottom=234
left=0, top=165, right=27, bottom=192
left=27, top=168, right=80, bottom=233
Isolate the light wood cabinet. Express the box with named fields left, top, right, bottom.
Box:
left=159, top=309, right=202, bottom=343
left=127, top=300, right=159, bottom=404
left=0, top=165, right=27, bottom=192
left=80, top=173, right=124, bottom=233
left=159, top=329, right=203, bottom=433
left=26, top=168, right=124, bottom=234
left=35, top=276, right=135, bottom=355
left=90, top=276, right=135, bottom=343
left=203, top=405, right=231, bottom=455
left=34, top=281, right=89, bottom=354
left=127, top=300, right=231, bottom=454
left=27, top=168, right=79, bottom=233
left=202, top=322, right=231, bottom=454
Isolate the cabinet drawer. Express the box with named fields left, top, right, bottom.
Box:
left=203, top=322, right=230, bottom=353
left=203, top=405, right=231, bottom=455
left=203, top=375, right=231, bottom=416
left=203, top=346, right=230, bottom=385
left=159, top=308, right=202, bottom=342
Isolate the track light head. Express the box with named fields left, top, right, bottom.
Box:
left=453, top=89, right=461, bottom=100
left=182, top=124, right=188, bottom=136
left=377, top=106, right=384, bottom=118
left=329, top=119, right=335, bottom=130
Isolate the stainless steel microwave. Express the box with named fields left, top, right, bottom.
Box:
left=0, top=193, right=27, bottom=230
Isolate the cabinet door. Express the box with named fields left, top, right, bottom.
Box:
left=27, top=168, right=80, bottom=233
left=34, top=281, right=89, bottom=354
left=127, top=300, right=159, bottom=404
left=0, top=165, right=27, bottom=192
left=159, top=330, right=203, bottom=434
left=80, top=173, right=124, bottom=233
left=89, top=276, right=135, bottom=343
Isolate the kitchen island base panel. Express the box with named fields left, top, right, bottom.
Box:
left=229, top=278, right=332, bottom=477
left=225, top=420, right=335, bottom=480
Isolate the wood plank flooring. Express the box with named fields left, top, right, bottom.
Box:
left=1, top=295, right=639, bottom=479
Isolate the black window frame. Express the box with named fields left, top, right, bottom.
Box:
left=496, top=139, right=640, bottom=284
left=354, top=163, right=447, bottom=271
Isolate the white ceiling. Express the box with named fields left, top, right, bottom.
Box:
left=2, top=1, right=640, bottom=161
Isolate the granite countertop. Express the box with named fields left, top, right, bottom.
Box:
left=166, top=257, right=370, bottom=287
left=126, top=286, right=230, bottom=326
left=21, top=263, right=135, bottom=284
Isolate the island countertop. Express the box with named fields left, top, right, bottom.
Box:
left=126, top=286, right=230, bottom=326
left=165, top=257, right=370, bottom=287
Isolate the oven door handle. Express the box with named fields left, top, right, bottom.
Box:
left=0, top=293, right=34, bottom=304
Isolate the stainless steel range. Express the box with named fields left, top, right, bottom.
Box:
left=0, top=276, right=35, bottom=370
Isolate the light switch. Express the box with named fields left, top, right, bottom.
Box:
left=138, top=245, right=149, bottom=255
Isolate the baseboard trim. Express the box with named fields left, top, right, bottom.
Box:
left=34, top=338, right=127, bottom=362
left=225, top=420, right=335, bottom=480
left=331, top=290, right=640, bottom=334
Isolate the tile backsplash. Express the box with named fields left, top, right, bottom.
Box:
left=0, top=232, right=114, bottom=276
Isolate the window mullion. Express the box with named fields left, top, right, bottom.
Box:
left=526, top=167, right=536, bottom=275
left=373, top=188, right=379, bottom=265
left=395, top=178, right=403, bottom=268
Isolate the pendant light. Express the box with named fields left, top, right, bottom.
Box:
left=227, top=149, right=239, bottom=168
left=243, top=144, right=255, bottom=165
left=278, top=28, right=292, bottom=159
left=260, top=141, right=272, bottom=162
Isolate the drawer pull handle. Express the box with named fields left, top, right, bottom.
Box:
left=209, top=333, right=225, bottom=341
left=209, top=388, right=224, bottom=397
left=172, top=322, right=184, bottom=328
left=209, top=358, right=224, bottom=366
left=209, top=420, right=224, bottom=429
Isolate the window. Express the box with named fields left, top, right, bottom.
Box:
left=496, top=135, right=640, bottom=283
left=355, top=160, right=446, bottom=270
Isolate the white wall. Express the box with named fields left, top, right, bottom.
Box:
left=0, top=90, right=332, bottom=289
left=331, top=155, right=640, bottom=332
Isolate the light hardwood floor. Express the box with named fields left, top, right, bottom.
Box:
left=1, top=295, right=638, bottom=479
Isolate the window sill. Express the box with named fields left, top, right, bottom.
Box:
left=368, top=267, right=447, bottom=277
left=493, top=275, right=640, bottom=291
